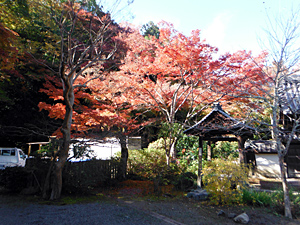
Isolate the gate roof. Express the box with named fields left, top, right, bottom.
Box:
left=184, top=103, right=254, bottom=140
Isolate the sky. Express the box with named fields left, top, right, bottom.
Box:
left=120, top=0, right=298, bottom=55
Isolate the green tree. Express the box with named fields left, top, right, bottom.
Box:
left=141, top=21, right=160, bottom=39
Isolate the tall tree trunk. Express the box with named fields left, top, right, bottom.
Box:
left=237, top=136, right=246, bottom=164
left=272, top=98, right=292, bottom=219
left=166, top=151, right=171, bottom=166
left=119, top=135, right=128, bottom=179
left=169, top=137, right=178, bottom=161
left=47, top=74, right=74, bottom=200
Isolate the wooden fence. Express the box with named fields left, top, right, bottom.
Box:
left=25, top=158, right=120, bottom=191
left=62, top=159, right=120, bottom=191
left=64, top=159, right=119, bottom=180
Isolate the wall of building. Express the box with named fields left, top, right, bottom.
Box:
left=255, top=154, right=281, bottom=179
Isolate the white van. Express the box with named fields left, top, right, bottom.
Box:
left=0, top=148, right=27, bottom=170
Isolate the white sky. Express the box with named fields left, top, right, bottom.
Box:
left=122, top=0, right=297, bottom=55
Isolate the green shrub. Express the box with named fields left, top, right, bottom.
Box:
left=242, top=187, right=300, bottom=217
left=176, top=134, right=199, bottom=161
left=202, top=158, right=249, bottom=205
left=242, top=189, right=273, bottom=206
left=127, top=140, right=191, bottom=192
left=176, top=135, right=199, bottom=174
left=127, top=147, right=169, bottom=181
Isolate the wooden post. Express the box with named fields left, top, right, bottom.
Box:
left=197, top=137, right=203, bottom=188
left=28, top=144, right=31, bottom=157
left=207, top=140, right=212, bottom=161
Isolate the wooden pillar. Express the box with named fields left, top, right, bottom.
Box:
left=28, top=144, right=31, bottom=157
left=197, top=137, right=203, bottom=188
left=237, top=136, right=246, bottom=164
left=207, top=140, right=212, bottom=161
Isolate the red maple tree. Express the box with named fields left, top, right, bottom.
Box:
left=114, top=22, right=267, bottom=164
left=37, top=1, right=128, bottom=199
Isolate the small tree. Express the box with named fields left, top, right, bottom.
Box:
left=226, top=6, right=300, bottom=218
left=258, top=7, right=300, bottom=218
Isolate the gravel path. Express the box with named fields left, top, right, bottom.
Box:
left=0, top=199, right=170, bottom=225
left=1, top=194, right=300, bottom=225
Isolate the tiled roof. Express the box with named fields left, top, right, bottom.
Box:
left=184, top=102, right=254, bottom=137
left=245, top=140, right=278, bottom=153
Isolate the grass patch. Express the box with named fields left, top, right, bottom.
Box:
left=242, top=187, right=300, bottom=218
left=242, top=189, right=273, bottom=207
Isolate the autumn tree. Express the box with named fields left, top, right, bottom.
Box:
left=37, top=0, right=133, bottom=200
left=118, top=22, right=267, bottom=165
left=39, top=66, right=149, bottom=179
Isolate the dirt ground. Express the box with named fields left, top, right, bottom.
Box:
left=0, top=193, right=300, bottom=225
left=1, top=180, right=300, bottom=225
left=122, top=197, right=300, bottom=225
left=1, top=190, right=300, bottom=224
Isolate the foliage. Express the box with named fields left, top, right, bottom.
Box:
left=118, top=22, right=267, bottom=166
left=176, top=134, right=199, bottom=156
left=127, top=147, right=170, bottom=181
left=148, top=137, right=170, bottom=150
left=202, top=158, right=249, bottom=205
left=242, top=188, right=300, bottom=217
left=37, top=139, right=61, bottom=157
left=141, top=21, right=160, bottom=39
left=125, top=138, right=196, bottom=191
left=172, top=172, right=197, bottom=191
left=158, top=122, right=183, bottom=161
left=176, top=134, right=199, bottom=174
left=127, top=140, right=177, bottom=183
left=242, top=189, right=274, bottom=207
left=0, top=0, right=61, bottom=145
left=213, top=141, right=239, bottom=159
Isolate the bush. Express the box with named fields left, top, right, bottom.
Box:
left=242, top=189, right=273, bottom=206
left=242, top=187, right=300, bottom=217
left=127, top=140, right=189, bottom=192
left=127, top=147, right=170, bottom=181
left=176, top=135, right=199, bottom=175
left=0, top=167, right=30, bottom=193
left=202, top=158, right=249, bottom=205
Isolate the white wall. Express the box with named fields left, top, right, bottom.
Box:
left=255, top=154, right=281, bottom=178
left=69, top=138, right=121, bottom=162
left=68, top=136, right=141, bottom=162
